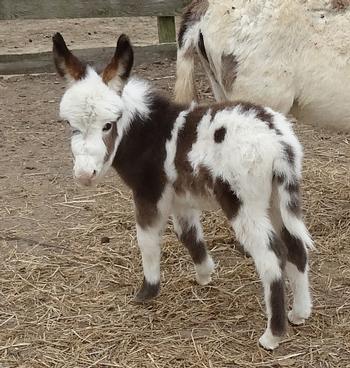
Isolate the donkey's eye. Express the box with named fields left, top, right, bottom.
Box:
left=65, top=121, right=80, bottom=135
left=103, top=122, right=112, bottom=132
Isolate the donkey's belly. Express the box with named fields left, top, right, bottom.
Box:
left=174, top=191, right=219, bottom=212
left=291, top=99, right=350, bottom=132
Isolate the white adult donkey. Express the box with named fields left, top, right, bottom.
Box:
left=175, top=0, right=350, bottom=131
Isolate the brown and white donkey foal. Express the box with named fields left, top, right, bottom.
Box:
left=53, top=33, right=313, bottom=350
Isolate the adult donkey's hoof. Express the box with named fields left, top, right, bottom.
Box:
left=134, top=278, right=160, bottom=303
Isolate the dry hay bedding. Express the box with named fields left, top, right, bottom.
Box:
left=0, top=59, right=349, bottom=367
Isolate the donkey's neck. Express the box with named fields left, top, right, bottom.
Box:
left=113, top=88, right=187, bottom=195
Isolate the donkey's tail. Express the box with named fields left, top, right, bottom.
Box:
left=273, top=142, right=314, bottom=250
left=174, top=23, right=198, bottom=104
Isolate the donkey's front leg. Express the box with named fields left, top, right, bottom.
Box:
left=133, top=195, right=170, bottom=302
left=134, top=219, right=166, bottom=302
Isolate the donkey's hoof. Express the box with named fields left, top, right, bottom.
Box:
left=288, top=310, right=305, bottom=326
left=195, top=256, right=215, bottom=285
left=134, top=278, right=160, bottom=303
left=196, top=273, right=212, bottom=286
left=259, top=330, right=281, bottom=351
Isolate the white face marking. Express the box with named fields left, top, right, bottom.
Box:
left=59, top=69, right=152, bottom=186
left=59, top=68, right=124, bottom=186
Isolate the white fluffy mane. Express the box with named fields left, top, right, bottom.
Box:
left=121, top=78, right=152, bottom=120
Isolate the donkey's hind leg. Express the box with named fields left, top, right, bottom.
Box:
left=172, top=208, right=215, bottom=285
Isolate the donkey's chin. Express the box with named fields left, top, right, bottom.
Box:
left=75, top=178, right=97, bottom=188
left=74, top=174, right=101, bottom=188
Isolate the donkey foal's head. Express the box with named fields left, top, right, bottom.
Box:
left=53, top=33, right=134, bottom=186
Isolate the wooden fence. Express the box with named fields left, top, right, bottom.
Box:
left=0, top=0, right=190, bottom=74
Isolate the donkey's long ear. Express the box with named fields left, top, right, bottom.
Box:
left=53, top=33, right=86, bottom=82
left=102, top=34, right=134, bottom=93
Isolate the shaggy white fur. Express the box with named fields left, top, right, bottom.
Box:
left=175, top=0, right=350, bottom=131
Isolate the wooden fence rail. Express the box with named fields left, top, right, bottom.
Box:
left=0, top=0, right=190, bottom=74
left=0, top=0, right=189, bottom=19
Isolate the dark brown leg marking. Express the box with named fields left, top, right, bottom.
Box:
left=214, top=179, right=242, bottom=220
left=270, top=279, right=287, bottom=336
left=134, top=196, right=159, bottom=229
left=281, top=227, right=307, bottom=272
left=285, top=180, right=302, bottom=216
left=273, top=172, right=301, bottom=216
left=180, top=223, right=207, bottom=264
left=269, top=233, right=287, bottom=269
left=134, top=277, right=160, bottom=303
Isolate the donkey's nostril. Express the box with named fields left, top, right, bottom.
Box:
left=75, top=170, right=97, bottom=187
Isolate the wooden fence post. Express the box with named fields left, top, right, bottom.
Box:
left=157, top=16, right=176, bottom=43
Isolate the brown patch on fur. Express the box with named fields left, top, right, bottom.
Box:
left=207, top=101, right=250, bottom=120
left=173, top=106, right=216, bottom=197
left=281, top=141, right=295, bottom=167
left=53, top=33, right=86, bottom=80
left=332, top=0, right=350, bottom=10
left=285, top=180, right=302, bottom=216
left=178, top=0, right=209, bottom=48
left=281, top=227, right=307, bottom=273
left=273, top=174, right=302, bottom=216
left=210, top=102, right=237, bottom=116
left=174, top=116, right=241, bottom=219
left=173, top=101, right=279, bottom=196
left=113, top=94, right=183, bottom=229
left=274, top=172, right=285, bottom=185
left=179, top=220, right=207, bottom=264
left=103, top=121, right=118, bottom=162
left=269, top=122, right=283, bottom=136
left=270, top=279, right=287, bottom=337
left=134, top=196, right=159, bottom=229
left=214, top=179, right=242, bottom=220
left=190, top=101, right=274, bottom=123
left=214, top=127, right=226, bottom=143
left=209, top=100, right=280, bottom=135
left=195, top=165, right=215, bottom=195
left=211, top=101, right=282, bottom=136
left=221, top=53, right=238, bottom=92
left=173, top=105, right=223, bottom=197
left=269, top=234, right=287, bottom=268
left=239, top=102, right=274, bottom=125
left=173, top=107, right=200, bottom=194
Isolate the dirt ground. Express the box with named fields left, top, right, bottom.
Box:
left=0, top=16, right=350, bottom=368
left=0, top=17, right=182, bottom=55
